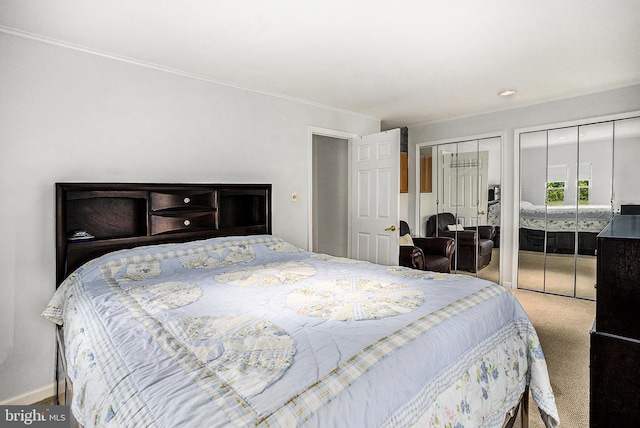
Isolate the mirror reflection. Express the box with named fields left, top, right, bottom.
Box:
left=419, top=137, right=501, bottom=282
left=575, top=122, right=614, bottom=299
left=519, top=131, right=547, bottom=292
left=517, top=117, right=640, bottom=299
left=613, top=117, right=640, bottom=213
left=544, top=126, right=581, bottom=297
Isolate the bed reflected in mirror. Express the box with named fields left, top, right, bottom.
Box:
left=516, top=117, right=640, bottom=299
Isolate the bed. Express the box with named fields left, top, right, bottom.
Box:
left=488, top=200, right=612, bottom=255
left=43, top=183, right=559, bottom=428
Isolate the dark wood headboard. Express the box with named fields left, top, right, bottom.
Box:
left=56, top=183, right=272, bottom=286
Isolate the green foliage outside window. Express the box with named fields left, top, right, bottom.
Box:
left=546, top=181, right=565, bottom=205
left=578, top=180, right=590, bottom=205
left=546, top=180, right=590, bottom=205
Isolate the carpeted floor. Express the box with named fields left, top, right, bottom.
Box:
left=511, top=288, right=595, bottom=428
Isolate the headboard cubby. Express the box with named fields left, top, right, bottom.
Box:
left=56, top=183, right=272, bottom=286
left=219, top=188, right=269, bottom=230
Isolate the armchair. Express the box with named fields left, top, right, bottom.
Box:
left=425, top=213, right=495, bottom=273
left=398, top=221, right=455, bottom=273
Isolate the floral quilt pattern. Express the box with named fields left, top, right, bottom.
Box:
left=286, top=278, right=424, bottom=321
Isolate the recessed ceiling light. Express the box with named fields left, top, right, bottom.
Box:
left=498, top=89, right=517, bottom=97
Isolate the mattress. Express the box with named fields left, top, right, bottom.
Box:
left=42, top=235, right=559, bottom=428
left=488, top=200, right=611, bottom=233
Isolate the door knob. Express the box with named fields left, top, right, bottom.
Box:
left=478, top=210, right=486, bottom=215
left=385, top=225, right=397, bottom=232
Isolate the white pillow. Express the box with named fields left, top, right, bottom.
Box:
left=399, top=234, right=414, bottom=246
left=447, top=224, right=465, bottom=231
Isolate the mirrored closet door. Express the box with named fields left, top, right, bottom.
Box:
left=419, top=136, right=501, bottom=282
left=613, top=117, right=640, bottom=212
left=518, top=115, right=640, bottom=299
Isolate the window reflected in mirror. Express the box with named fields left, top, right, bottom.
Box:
left=517, top=117, right=640, bottom=300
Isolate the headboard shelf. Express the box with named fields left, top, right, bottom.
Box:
left=66, top=190, right=148, bottom=200
left=56, top=183, right=272, bottom=286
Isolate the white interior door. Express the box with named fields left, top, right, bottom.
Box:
left=351, top=129, right=400, bottom=265
left=441, top=149, right=489, bottom=226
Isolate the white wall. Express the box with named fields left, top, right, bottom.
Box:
left=408, top=84, right=640, bottom=288
left=0, top=33, right=380, bottom=402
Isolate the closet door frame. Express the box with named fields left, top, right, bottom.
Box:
left=512, top=110, right=640, bottom=292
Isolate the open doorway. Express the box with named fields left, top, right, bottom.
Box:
left=311, top=134, right=350, bottom=257
left=309, top=127, right=401, bottom=264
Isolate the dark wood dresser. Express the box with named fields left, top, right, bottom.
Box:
left=590, top=214, right=640, bottom=427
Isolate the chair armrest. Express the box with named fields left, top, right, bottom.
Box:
left=399, top=246, right=425, bottom=270
left=466, top=225, right=495, bottom=240
left=413, top=237, right=455, bottom=259
left=440, top=230, right=478, bottom=245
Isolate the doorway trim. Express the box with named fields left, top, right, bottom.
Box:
left=307, top=126, right=358, bottom=253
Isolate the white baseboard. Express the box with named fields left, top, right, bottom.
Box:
left=0, top=383, right=55, bottom=405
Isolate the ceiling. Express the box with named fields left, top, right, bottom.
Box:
left=2, top=0, right=640, bottom=129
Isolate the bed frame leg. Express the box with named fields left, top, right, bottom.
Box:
left=55, top=327, right=61, bottom=405
left=521, top=386, right=529, bottom=428
left=55, top=326, right=68, bottom=406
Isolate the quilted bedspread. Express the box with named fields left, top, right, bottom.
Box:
left=43, top=235, right=559, bottom=428
left=488, top=200, right=612, bottom=233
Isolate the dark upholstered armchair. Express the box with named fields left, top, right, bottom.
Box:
left=398, top=221, right=455, bottom=273
left=425, top=213, right=495, bottom=273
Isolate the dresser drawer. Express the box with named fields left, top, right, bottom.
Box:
left=150, top=191, right=216, bottom=211
left=150, top=212, right=217, bottom=235
left=590, top=330, right=640, bottom=426
left=596, top=231, right=640, bottom=339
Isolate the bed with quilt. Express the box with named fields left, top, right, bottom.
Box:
left=488, top=200, right=612, bottom=255
left=43, top=234, right=559, bottom=428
